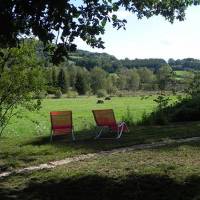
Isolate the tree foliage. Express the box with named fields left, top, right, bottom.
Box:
left=57, top=68, right=69, bottom=93
left=157, top=65, right=174, bottom=90
left=0, top=40, right=45, bottom=135
left=75, top=70, right=88, bottom=95
left=1, top=0, right=199, bottom=63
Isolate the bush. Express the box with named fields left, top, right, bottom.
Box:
left=139, top=95, right=200, bottom=125
left=96, top=89, right=107, bottom=98
left=122, top=107, right=135, bottom=126
left=170, top=96, right=200, bottom=122
left=138, top=94, right=171, bottom=125
left=46, top=86, right=58, bottom=95
left=97, top=99, right=104, bottom=104
left=34, top=91, right=47, bottom=99
left=139, top=110, right=169, bottom=125
left=86, top=90, right=93, bottom=97
left=54, top=89, right=62, bottom=98
left=66, top=91, right=78, bottom=98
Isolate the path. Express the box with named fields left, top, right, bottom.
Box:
left=1, top=136, right=200, bottom=179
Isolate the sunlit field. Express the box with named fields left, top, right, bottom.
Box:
left=2, top=98, right=200, bottom=200
left=4, top=96, right=157, bottom=137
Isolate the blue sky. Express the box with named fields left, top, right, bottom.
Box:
left=74, top=5, right=200, bottom=61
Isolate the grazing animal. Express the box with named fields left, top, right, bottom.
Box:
left=97, top=99, right=104, bottom=104
left=105, top=97, right=111, bottom=100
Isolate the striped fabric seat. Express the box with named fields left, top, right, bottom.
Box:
left=50, top=111, right=75, bottom=141
left=92, top=109, right=128, bottom=139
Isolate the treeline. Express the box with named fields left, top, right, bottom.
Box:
left=70, top=50, right=167, bottom=72
left=44, top=64, right=187, bottom=97
left=7, top=39, right=195, bottom=98
left=168, top=58, right=200, bottom=70
left=70, top=50, right=200, bottom=72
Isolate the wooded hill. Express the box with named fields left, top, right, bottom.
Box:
left=69, top=50, right=200, bottom=72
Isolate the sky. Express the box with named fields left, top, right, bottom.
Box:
left=74, top=5, right=200, bottom=61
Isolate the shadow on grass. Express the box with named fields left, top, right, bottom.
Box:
left=1, top=174, right=200, bottom=200
left=23, top=127, right=136, bottom=151
left=1, top=122, right=200, bottom=173
left=24, top=122, right=200, bottom=152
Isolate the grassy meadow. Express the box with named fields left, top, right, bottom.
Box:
left=1, top=96, right=200, bottom=199
left=4, top=96, right=157, bottom=137
left=1, top=95, right=200, bottom=171
left=174, top=70, right=194, bottom=81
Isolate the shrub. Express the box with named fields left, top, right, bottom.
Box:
left=46, top=86, right=58, bottom=95
left=34, top=91, right=47, bottom=99
left=97, top=99, right=104, bottom=104
left=54, top=89, right=62, bottom=98
left=170, top=96, right=200, bottom=122
left=139, top=110, right=169, bottom=125
left=86, top=90, right=93, bottom=97
left=122, top=107, right=135, bottom=126
left=96, top=89, right=107, bottom=98
left=66, top=91, right=78, bottom=98
left=138, top=94, right=171, bottom=125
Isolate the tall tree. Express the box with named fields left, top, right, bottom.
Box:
left=128, top=69, right=140, bottom=91
left=75, top=71, right=88, bottom=95
left=106, top=73, right=119, bottom=94
left=157, top=65, right=174, bottom=90
left=90, top=67, right=107, bottom=94
left=57, top=68, right=69, bottom=93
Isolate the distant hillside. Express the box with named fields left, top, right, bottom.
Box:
left=69, top=50, right=200, bottom=72
left=69, top=50, right=167, bottom=72
left=168, top=58, right=200, bottom=70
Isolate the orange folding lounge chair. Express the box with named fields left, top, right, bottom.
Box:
left=50, top=111, right=75, bottom=142
left=92, top=109, right=128, bottom=139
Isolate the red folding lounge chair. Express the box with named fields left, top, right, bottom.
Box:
left=92, top=109, right=128, bottom=139
left=50, top=111, right=75, bottom=142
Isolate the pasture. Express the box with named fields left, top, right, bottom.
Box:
left=174, top=70, right=194, bottom=81
left=1, top=95, right=200, bottom=170
left=1, top=96, right=200, bottom=200
left=4, top=96, right=156, bottom=137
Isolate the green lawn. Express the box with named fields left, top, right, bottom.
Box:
left=1, top=119, right=200, bottom=171
left=4, top=96, right=157, bottom=137
left=1, top=96, right=200, bottom=199
left=1, top=96, right=200, bottom=171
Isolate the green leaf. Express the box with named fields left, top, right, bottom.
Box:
left=101, top=18, right=107, bottom=27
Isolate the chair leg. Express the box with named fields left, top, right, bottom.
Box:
left=116, top=124, right=124, bottom=139
left=50, top=129, right=53, bottom=143
left=116, top=122, right=129, bottom=139
left=95, top=127, right=104, bottom=139
left=71, top=128, right=76, bottom=141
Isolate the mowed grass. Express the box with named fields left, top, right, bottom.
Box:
left=1, top=96, right=200, bottom=199
left=1, top=141, right=200, bottom=199
left=1, top=96, right=158, bottom=171
left=4, top=96, right=157, bottom=137
left=1, top=96, right=200, bottom=171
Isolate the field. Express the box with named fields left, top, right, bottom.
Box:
left=4, top=96, right=157, bottom=137
left=1, top=96, right=200, bottom=199
left=174, top=70, right=194, bottom=81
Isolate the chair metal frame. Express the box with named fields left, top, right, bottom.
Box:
left=92, top=109, right=129, bottom=139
